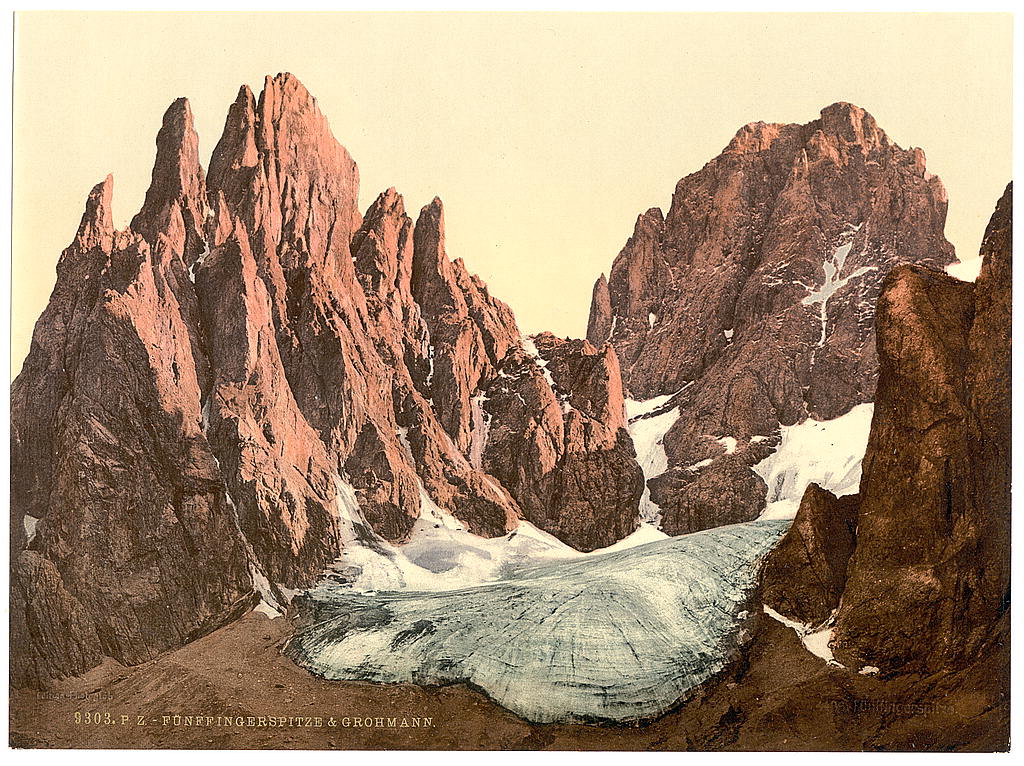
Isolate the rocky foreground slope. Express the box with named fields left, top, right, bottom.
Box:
left=590, top=103, right=955, bottom=534
left=10, top=74, right=641, bottom=687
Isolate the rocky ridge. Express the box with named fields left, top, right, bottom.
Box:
left=762, top=183, right=1011, bottom=677
left=10, top=73, right=642, bottom=686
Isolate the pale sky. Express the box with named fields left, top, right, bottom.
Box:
left=12, top=12, right=1012, bottom=379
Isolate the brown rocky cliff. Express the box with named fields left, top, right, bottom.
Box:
left=762, top=183, right=1011, bottom=676
left=195, top=222, right=344, bottom=591
left=590, top=102, right=956, bottom=535
left=760, top=483, right=858, bottom=626
left=830, top=183, right=1011, bottom=674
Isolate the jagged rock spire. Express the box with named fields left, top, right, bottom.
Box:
left=131, top=97, right=207, bottom=259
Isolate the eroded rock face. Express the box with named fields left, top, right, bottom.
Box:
left=828, top=184, right=1012, bottom=674
left=590, top=103, right=955, bottom=534
left=11, top=73, right=643, bottom=685
left=10, top=115, right=254, bottom=685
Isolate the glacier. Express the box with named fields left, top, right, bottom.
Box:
left=286, top=518, right=788, bottom=724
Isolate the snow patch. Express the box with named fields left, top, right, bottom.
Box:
left=626, top=393, right=672, bottom=420
left=325, top=466, right=681, bottom=595
left=859, top=665, right=880, bottom=676
left=329, top=473, right=582, bottom=593
left=801, top=230, right=876, bottom=348
left=802, top=626, right=841, bottom=666
left=187, top=247, right=211, bottom=284
left=724, top=329, right=734, bottom=340
left=592, top=522, right=669, bottom=553
left=253, top=601, right=282, bottom=619
left=763, top=605, right=843, bottom=667
left=648, top=312, right=657, bottom=329
left=753, top=403, right=873, bottom=520
left=23, top=515, right=39, bottom=545
left=627, top=405, right=681, bottom=526
left=200, top=395, right=212, bottom=432
left=716, top=436, right=738, bottom=455
left=520, top=335, right=557, bottom=390
left=424, top=345, right=435, bottom=391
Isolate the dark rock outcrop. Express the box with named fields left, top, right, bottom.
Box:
left=760, top=483, right=858, bottom=626
left=589, top=103, right=956, bottom=534
left=829, top=183, right=1011, bottom=674
left=480, top=333, right=644, bottom=551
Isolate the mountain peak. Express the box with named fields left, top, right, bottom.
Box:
left=131, top=95, right=206, bottom=256
left=72, top=174, right=115, bottom=250
left=817, top=101, right=889, bottom=149
left=726, top=121, right=787, bottom=154
left=258, top=71, right=318, bottom=122
left=590, top=100, right=955, bottom=536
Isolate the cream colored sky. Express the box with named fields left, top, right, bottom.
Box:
left=12, top=12, right=1012, bottom=379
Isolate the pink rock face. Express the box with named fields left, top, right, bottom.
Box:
left=589, top=103, right=956, bottom=535
left=196, top=222, right=344, bottom=591
left=10, top=121, right=253, bottom=686
left=411, top=198, right=520, bottom=452
left=10, top=73, right=643, bottom=685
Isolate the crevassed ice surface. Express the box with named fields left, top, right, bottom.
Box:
left=286, top=519, right=788, bottom=724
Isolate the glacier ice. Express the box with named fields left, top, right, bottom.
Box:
left=286, top=519, right=789, bottom=724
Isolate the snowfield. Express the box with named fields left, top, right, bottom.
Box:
left=753, top=403, right=873, bottom=519
left=624, top=388, right=691, bottom=526
left=326, top=471, right=668, bottom=594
